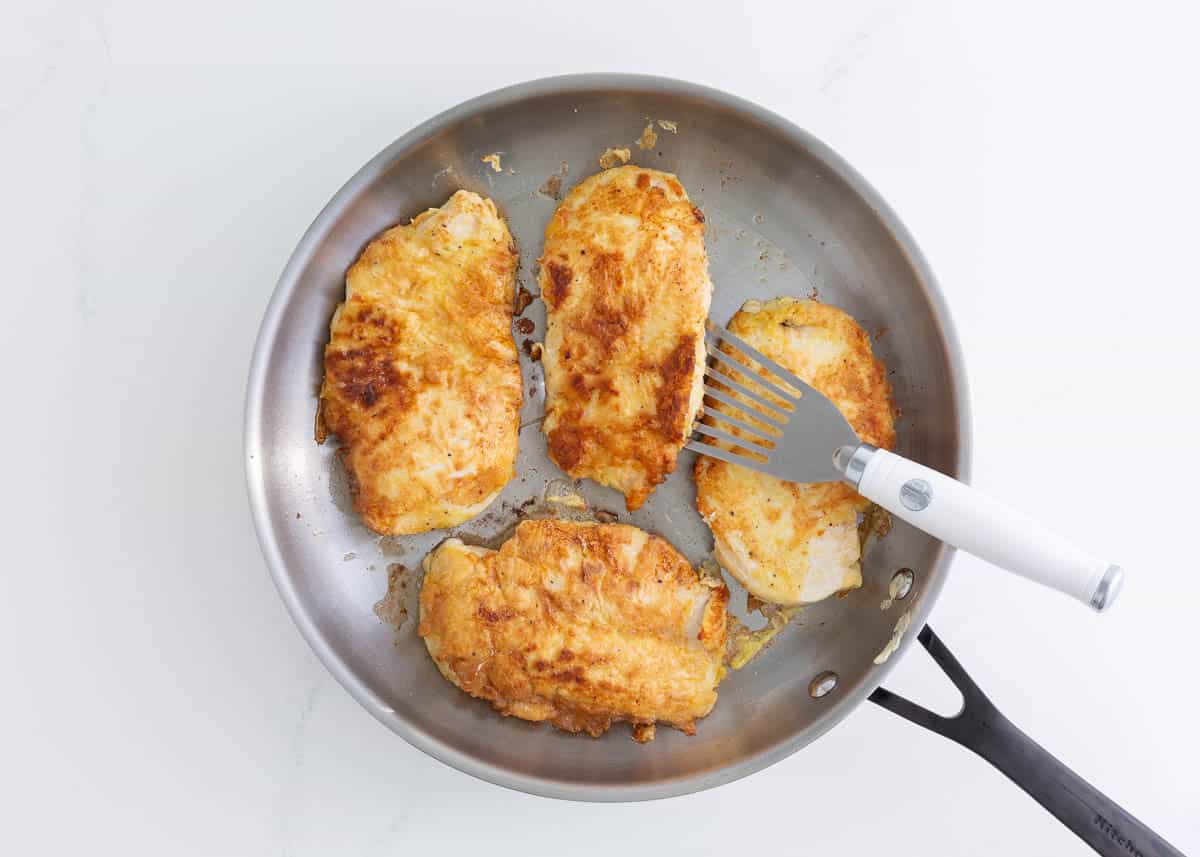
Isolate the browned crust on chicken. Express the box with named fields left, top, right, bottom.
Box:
left=694, top=298, right=895, bottom=605
left=540, top=166, right=712, bottom=509
left=418, top=520, right=729, bottom=739
left=318, top=190, right=521, bottom=534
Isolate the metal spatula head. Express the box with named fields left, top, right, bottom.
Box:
left=685, top=320, right=859, bottom=483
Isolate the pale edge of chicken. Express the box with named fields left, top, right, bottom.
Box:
left=317, top=190, right=521, bottom=535
left=539, top=165, right=711, bottom=511
left=694, top=297, right=896, bottom=606
left=417, top=519, right=730, bottom=742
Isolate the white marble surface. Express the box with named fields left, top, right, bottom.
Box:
left=2, top=1, right=1199, bottom=854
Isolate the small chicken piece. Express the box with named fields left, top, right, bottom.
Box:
left=540, top=166, right=712, bottom=510
left=317, top=190, right=521, bottom=535
left=418, top=519, right=729, bottom=739
left=694, top=298, right=895, bottom=606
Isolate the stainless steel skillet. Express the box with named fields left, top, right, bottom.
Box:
left=243, top=74, right=1181, bottom=854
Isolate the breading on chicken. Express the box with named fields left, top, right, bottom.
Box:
left=539, top=166, right=711, bottom=510
left=418, top=519, right=730, bottom=740
left=317, top=190, right=521, bottom=535
left=694, top=298, right=895, bottom=606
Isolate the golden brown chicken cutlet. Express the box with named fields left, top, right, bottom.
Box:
left=539, top=166, right=711, bottom=510
left=418, top=519, right=730, bottom=740
left=317, top=190, right=521, bottom=535
left=694, top=298, right=895, bottom=605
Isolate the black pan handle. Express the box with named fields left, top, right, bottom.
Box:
left=871, top=626, right=1185, bottom=857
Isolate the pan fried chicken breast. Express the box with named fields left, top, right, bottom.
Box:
left=694, top=298, right=895, bottom=606
left=540, top=166, right=711, bottom=510
left=317, top=190, right=521, bottom=535
left=418, top=519, right=729, bottom=740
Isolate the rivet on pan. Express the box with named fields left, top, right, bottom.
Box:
left=809, top=671, right=838, bottom=699
left=891, top=568, right=915, bottom=600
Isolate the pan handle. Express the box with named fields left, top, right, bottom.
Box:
left=870, top=626, right=1184, bottom=857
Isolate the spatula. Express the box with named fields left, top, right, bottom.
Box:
left=686, top=320, right=1124, bottom=611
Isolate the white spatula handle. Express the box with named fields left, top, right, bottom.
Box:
left=844, top=445, right=1123, bottom=611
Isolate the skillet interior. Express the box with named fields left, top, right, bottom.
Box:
left=244, top=74, right=970, bottom=800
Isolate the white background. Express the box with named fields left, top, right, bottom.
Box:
left=2, top=1, right=1198, bottom=854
